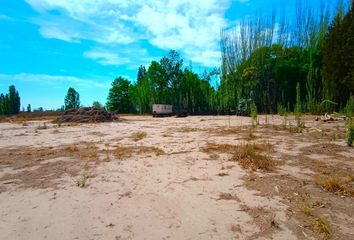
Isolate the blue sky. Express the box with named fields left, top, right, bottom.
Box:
left=0, top=0, right=332, bottom=110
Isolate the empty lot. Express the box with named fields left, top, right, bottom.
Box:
left=0, top=115, right=353, bottom=240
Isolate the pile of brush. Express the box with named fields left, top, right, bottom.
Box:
left=54, top=107, right=118, bottom=123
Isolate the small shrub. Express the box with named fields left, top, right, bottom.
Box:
left=317, top=177, right=346, bottom=193
left=231, top=143, right=275, bottom=171
left=277, top=104, right=287, bottom=116
left=131, top=131, right=147, bottom=142
left=344, top=95, right=354, bottom=115
left=75, top=173, right=89, bottom=188
left=250, top=101, right=258, bottom=127
left=311, top=217, right=332, bottom=239
left=294, top=82, right=305, bottom=131
left=76, top=163, right=90, bottom=188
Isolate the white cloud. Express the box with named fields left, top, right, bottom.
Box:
left=83, top=50, right=130, bottom=66
left=25, top=0, right=232, bottom=67
left=0, top=73, right=111, bottom=89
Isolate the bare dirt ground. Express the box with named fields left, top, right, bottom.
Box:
left=0, top=115, right=353, bottom=240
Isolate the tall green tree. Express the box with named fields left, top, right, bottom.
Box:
left=64, top=87, right=80, bottom=110
left=0, top=86, right=20, bottom=115
left=8, top=85, right=20, bottom=114
left=27, top=104, right=31, bottom=113
left=92, top=101, right=103, bottom=109
left=323, top=2, right=354, bottom=106
left=106, top=76, right=132, bottom=113
left=137, top=65, right=147, bottom=84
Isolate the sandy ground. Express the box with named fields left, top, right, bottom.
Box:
left=0, top=115, right=353, bottom=240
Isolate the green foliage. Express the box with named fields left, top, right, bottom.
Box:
left=127, top=50, right=217, bottom=115
left=294, top=82, right=305, bottom=131
left=277, top=104, right=287, bottom=116
left=294, top=82, right=302, bottom=116
left=92, top=101, right=103, bottom=109
left=323, top=3, right=354, bottom=106
left=250, top=101, right=258, bottom=126
left=64, top=87, right=80, bottom=110
left=106, top=76, right=132, bottom=113
left=137, top=65, right=146, bottom=84
left=27, top=104, right=31, bottom=113
left=0, top=85, right=21, bottom=115
left=344, top=95, right=354, bottom=114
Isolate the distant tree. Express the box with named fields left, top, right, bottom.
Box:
left=0, top=86, right=20, bottom=115
left=92, top=101, right=103, bottom=109
left=106, top=76, right=132, bottom=113
left=34, top=107, right=44, bottom=112
left=8, top=85, right=20, bottom=114
left=0, top=94, right=5, bottom=114
left=27, top=104, right=31, bottom=113
left=64, top=87, right=80, bottom=110
left=137, top=65, right=147, bottom=84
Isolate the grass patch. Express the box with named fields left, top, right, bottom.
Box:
left=112, top=145, right=165, bottom=159
left=316, top=176, right=354, bottom=196
left=231, top=143, right=275, bottom=171
left=294, top=195, right=332, bottom=239
left=75, top=173, right=90, bottom=188
left=201, top=142, right=235, bottom=154
left=311, top=217, right=332, bottom=239
left=131, top=131, right=147, bottom=142
left=75, top=163, right=90, bottom=188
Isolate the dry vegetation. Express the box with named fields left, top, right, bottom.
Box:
left=231, top=143, right=275, bottom=171
left=112, top=145, right=164, bottom=159
left=202, top=142, right=275, bottom=171
left=130, top=131, right=147, bottom=142
left=0, top=115, right=353, bottom=239
left=0, top=139, right=165, bottom=190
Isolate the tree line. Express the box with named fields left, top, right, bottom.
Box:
left=219, top=0, right=354, bottom=114
left=105, top=0, right=354, bottom=115
left=2, top=1, right=353, bottom=116
left=0, top=85, right=20, bottom=115
left=106, top=50, right=219, bottom=114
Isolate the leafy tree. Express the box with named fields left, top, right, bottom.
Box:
left=8, top=85, right=20, bottom=114
left=92, top=101, right=104, bottom=109
left=64, top=87, right=80, bottom=110
left=0, top=86, right=20, bottom=115
left=323, top=3, right=354, bottom=106
left=106, top=76, right=132, bottom=113
left=27, top=104, right=31, bottom=113
left=137, top=65, right=147, bottom=84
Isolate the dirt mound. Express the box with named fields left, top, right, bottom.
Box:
left=54, top=107, right=118, bottom=123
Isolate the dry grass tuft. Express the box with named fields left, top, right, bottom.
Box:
left=112, top=145, right=165, bottom=159
left=75, top=173, right=90, bottom=188
left=318, top=177, right=345, bottom=193
left=64, top=145, right=79, bottom=152
left=218, top=193, right=240, bottom=201
left=316, top=176, right=354, bottom=196
left=131, top=131, right=147, bottom=142
left=201, top=142, right=235, bottom=154
left=311, top=217, right=332, bottom=239
left=231, top=143, right=275, bottom=171
left=293, top=195, right=332, bottom=239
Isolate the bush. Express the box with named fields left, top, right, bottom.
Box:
left=277, top=104, right=287, bottom=116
